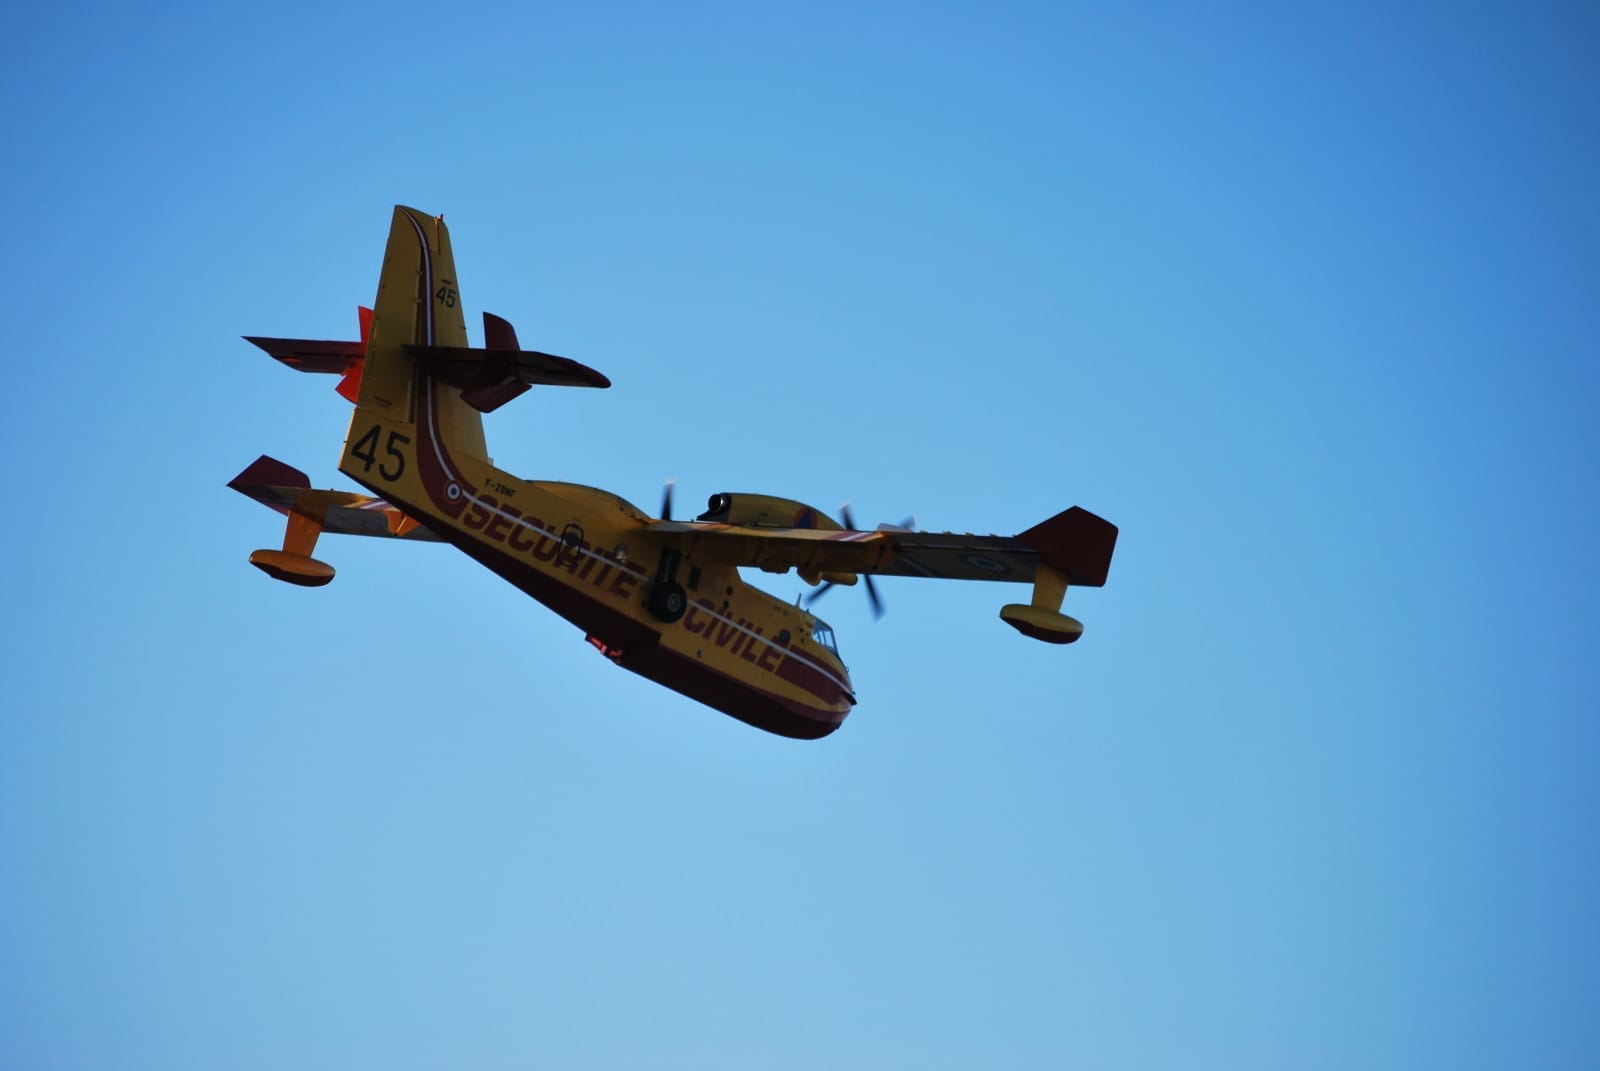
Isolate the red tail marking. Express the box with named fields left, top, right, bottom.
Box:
left=336, top=306, right=374, bottom=403
left=335, top=363, right=364, bottom=403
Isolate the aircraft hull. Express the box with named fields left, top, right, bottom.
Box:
left=419, top=510, right=849, bottom=740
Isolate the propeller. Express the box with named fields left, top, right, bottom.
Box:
left=660, top=479, right=676, bottom=521
left=802, top=503, right=912, bottom=621
left=805, top=574, right=882, bottom=618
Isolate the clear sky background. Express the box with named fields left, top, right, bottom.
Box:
left=2, top=3, right=1596, bottom=1068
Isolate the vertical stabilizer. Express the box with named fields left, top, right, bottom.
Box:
left=355, top=206, right=488, bottom=459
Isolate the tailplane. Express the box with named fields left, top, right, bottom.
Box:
left=244, top=305, right=371, bottom=402
left=244, top=208, right=608, bottom=428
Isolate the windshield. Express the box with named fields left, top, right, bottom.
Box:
left=811, top=619, right=839, bottom=656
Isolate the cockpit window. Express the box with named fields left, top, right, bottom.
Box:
left=811, top=620, right=839, bottom=655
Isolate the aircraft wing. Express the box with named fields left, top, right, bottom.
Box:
left=228, top=455, right=442, bottom=541
left=645, top=506, right=1116, bottom=587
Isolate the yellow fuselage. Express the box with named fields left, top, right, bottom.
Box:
left=341, top=400, right=855, bottom=740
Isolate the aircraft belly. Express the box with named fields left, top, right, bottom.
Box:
left=442, top=522, right=659, bottom=647
left=362, top=481, right=850, bottom=738
left=445, top=527, right=850, bottom=738
left=618, top=645, right=847, bottom=740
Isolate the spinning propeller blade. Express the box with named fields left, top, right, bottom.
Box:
left=660, top=480, right=676, bottom=521
left=805, top=580, right=837, bottom=606
left=802, top=502, right=897, bottom=620
left=863, top=574, right=884, bottom=619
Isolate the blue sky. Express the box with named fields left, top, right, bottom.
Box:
left=2, top=2, right=1597, bottom=1067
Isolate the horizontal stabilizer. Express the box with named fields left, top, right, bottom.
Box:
left=244, top=336, right=364, bottom=374
left=247, top=310, right=596, bottom=413
left=245, top=308, right=371, bottom=403
left=405, top=344, right=611, bottom=409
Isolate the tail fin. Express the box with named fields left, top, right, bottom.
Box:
left=357, top=206, right=487, bottom=459
left=252, top=210, right=609, bottom=434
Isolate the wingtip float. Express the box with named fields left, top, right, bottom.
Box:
left=229, top=205, right=1117, bottom=739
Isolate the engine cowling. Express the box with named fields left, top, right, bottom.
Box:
left=697, top=493, right=842, bottom=531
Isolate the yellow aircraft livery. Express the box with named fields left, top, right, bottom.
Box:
left=231, top=207, right=1117, bottom=739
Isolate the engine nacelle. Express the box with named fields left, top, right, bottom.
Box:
left=698, top=493, right=842, bottom=531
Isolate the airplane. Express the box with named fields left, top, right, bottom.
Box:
left=230, top=206, right=1118, bottom=740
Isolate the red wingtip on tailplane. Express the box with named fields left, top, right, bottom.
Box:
left=335, top=368, right=363, bottom=402
left=247, top=306, right=372, bottom=404
left=335, top=307, right=373, bottom=403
